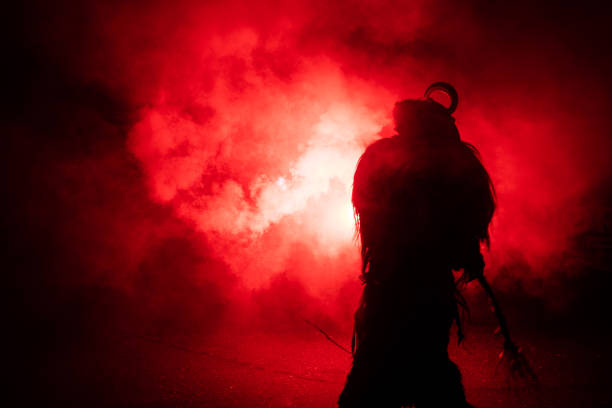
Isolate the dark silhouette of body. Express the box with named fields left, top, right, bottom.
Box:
left=338, top=83, right=495, bottom=407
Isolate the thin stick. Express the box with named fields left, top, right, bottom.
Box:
left=302, top=318, right=352, bottom=355
left=477, top=275, right=538, bottom=381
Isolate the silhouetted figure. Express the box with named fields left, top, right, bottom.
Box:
left=338, top=83, right=495, bottom=407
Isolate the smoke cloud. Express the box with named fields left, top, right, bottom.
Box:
left=8, top=0, right=612, bottom=344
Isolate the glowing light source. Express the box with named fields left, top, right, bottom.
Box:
left=128, top=52, right=394, bottom=289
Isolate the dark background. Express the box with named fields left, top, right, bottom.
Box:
left=5, top=1, right=612, bottom=406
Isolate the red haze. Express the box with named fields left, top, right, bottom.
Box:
left=10, top=0, right=612, bottom=337
left=7, top=1, right=612, bottom=406
left=115, top=1, right=611, bottom=301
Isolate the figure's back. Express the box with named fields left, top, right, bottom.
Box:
left=352, top=135, right=494, bottom=286
left=339, top=83, right=494, bottom=408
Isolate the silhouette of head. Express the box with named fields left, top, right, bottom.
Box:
left=393, top=82, right=460, bottom=144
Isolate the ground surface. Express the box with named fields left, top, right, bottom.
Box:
left=38, top=319, right=611, bottom=408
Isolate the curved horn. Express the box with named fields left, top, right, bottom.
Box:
left=424, top=82, right=458, bottom=114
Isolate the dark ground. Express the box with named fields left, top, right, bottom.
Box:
left=34, top=306, right=612, bottom=408
left=24, top=225, right=612, bottom=407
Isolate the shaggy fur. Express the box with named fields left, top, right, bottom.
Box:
left=339, top=97, right=494, bottom=407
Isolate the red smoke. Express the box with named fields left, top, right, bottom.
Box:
left=9, top=1, right=612, bottom=406
left=128, top=56, right=394, bottom=292
left=13, top=0, right=612, bottom=332
left=110, top=1, right=608, bottom=301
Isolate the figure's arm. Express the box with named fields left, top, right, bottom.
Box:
left=457, top=235, right=537, bottom=381
left=463, top=241, right=485, bottom=282
left=477, top=270, right=538, bottom=382
left=453, top=238, right=485, bottom=283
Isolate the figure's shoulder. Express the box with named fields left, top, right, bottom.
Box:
left=354, top=137, right=413, bottom=192
left=452, top=142, right=490, bottom=178
left=358, top=137, right=404, bottom=167
left=362, top=137, right=398, bottom=156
